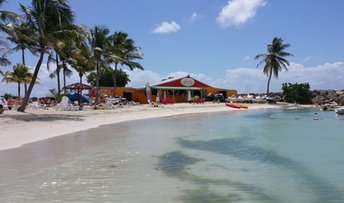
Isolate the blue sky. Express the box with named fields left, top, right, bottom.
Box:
left=1, top=0, right=344, bottom=96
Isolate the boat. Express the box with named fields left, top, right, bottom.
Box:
left=237, top=103, right=249, bottom=109
left=335, top=107, right=344, bottom=115
left=225, top=102, right=241, bottom=109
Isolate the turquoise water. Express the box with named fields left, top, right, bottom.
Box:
left=0, top=109, right=344, bottom=202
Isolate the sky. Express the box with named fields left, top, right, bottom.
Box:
left=1, top=0, right=344, bottom=97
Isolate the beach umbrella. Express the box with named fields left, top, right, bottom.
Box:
left=66, top=93, right=89, bottom=103
left=64, top=83, right=93, bottom=106
left=145, top=82, right=152, bottom=103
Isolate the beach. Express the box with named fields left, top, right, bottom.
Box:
left=0, top=103, right=281, bottom=151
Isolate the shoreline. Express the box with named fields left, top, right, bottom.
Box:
left=0, top=103, right=283, bottom=151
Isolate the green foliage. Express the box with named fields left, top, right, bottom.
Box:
left=255, top=37, right=293, bottom=95
left=282, top=83, right=312, bottom=104
left=1, top=93, right=15, bottom=100
left=48, top=88, right=64, bottom=102
left=86, top=69, right=130, bottom=87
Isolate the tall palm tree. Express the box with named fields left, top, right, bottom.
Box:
left=18, top=0, right=74, bottom=112
left=58, top=24, right=87, bottom=94
left=1, top=63, right=33, bottom=97
left=255, top=37, right=293, bottom=95
left=69, top=42, right=94, bottom=105
left=88, top=25, right=112, bottom=104
left=110, top=32, right=143, bottom=93
left=47, top=23, right=83, bottom=94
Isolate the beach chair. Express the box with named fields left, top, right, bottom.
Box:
left=57, top=96, right=79, bottom=111
left=148, top=101, right=159, bottom=107
left=104, top=101, right=114, bottom=109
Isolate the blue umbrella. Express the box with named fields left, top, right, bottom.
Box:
left=66, top=93, right=89, bottom=103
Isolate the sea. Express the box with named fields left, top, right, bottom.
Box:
left=0, top=108, right=344, bottom=203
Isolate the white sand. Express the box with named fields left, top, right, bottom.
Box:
left=0, top=103, right=282, bottom=151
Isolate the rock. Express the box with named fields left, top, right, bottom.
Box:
left=337, top=95, right=344, bottom=106
left=319, top=90, right=328, bottom=97
left=312, top=95, right=326, bottom=105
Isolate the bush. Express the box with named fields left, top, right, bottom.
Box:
left=282, top=83, right=312, bottom=104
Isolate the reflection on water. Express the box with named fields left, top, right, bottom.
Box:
left=0, top=109, right=344, bottom=202
left=177, top=137, right=343, bottom=203
left=157, top=151, right=201, bottom=177
left=157, top=151, right=277, bottom=203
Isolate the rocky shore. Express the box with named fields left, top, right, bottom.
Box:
left=311, top=90, right=344, bottom=105
left=238, top=89, right=344, bottom=105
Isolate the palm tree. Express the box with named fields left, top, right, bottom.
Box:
left=47, top=23, right=83, bottom=94
left=0, top=47, right=10, bottom=67
left=1, top=63, right=33, bottom=97
left=0, top=0, right=19, bottom=71
left=0, top=0, right=19, bottom=29
left=18, top=0, right=74, bottom=112
left=88, top=25, right=112, bottom=104
left=6, top=22, right=37, bottom=66
left=59, top=25, right=87, bottom=94
left=69, top=43, right=94, bottom=105
left=255, top=37, right=293, bottom=95
left=110, top=32, right=143, bottom=93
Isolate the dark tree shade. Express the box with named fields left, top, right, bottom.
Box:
left=87, top=69, right=130, bottom=87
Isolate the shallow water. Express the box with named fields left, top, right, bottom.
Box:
left=1, top=109, right=344, bottom=202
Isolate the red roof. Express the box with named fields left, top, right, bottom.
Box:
left=156, top=76, right=210, bottom=88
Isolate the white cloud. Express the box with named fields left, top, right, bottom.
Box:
left=222, top=62, right=344, bottom=93
left=303, top=56, right=312, bottom=62
left=153, top=21, right=181, bottom=34
left=217, top=0, right=266, bottom=28
left=189, top=12, right=201, bottom=23
left=243, top=55, right=251, bottom=61
left=125, top=69, right=162, bottom=87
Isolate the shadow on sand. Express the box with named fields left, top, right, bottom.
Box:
left=3, top=113, right=85, bottom=122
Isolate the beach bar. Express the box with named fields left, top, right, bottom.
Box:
left=96, top=75, right=236, bottom=104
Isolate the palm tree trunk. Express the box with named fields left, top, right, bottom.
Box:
left=17, top=82, right=20, bottom=98
left=95, top=60, right=100, bottom=105
left=63, top=60, right=67, bottom=95
left=18, top=51, right=45, bottom=112
left=78, top=73, right=83, bottom=106
left=22, top=48, right=27, bottom=97
left=56, top=52, right=61, bottom=94
left=24, top=83, right=27, bottom=96
left=113, top=63, right=118, bottom=96
left=21, top=48, right=25, bottom=66
left=266, top=68, right=273, bottom=96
